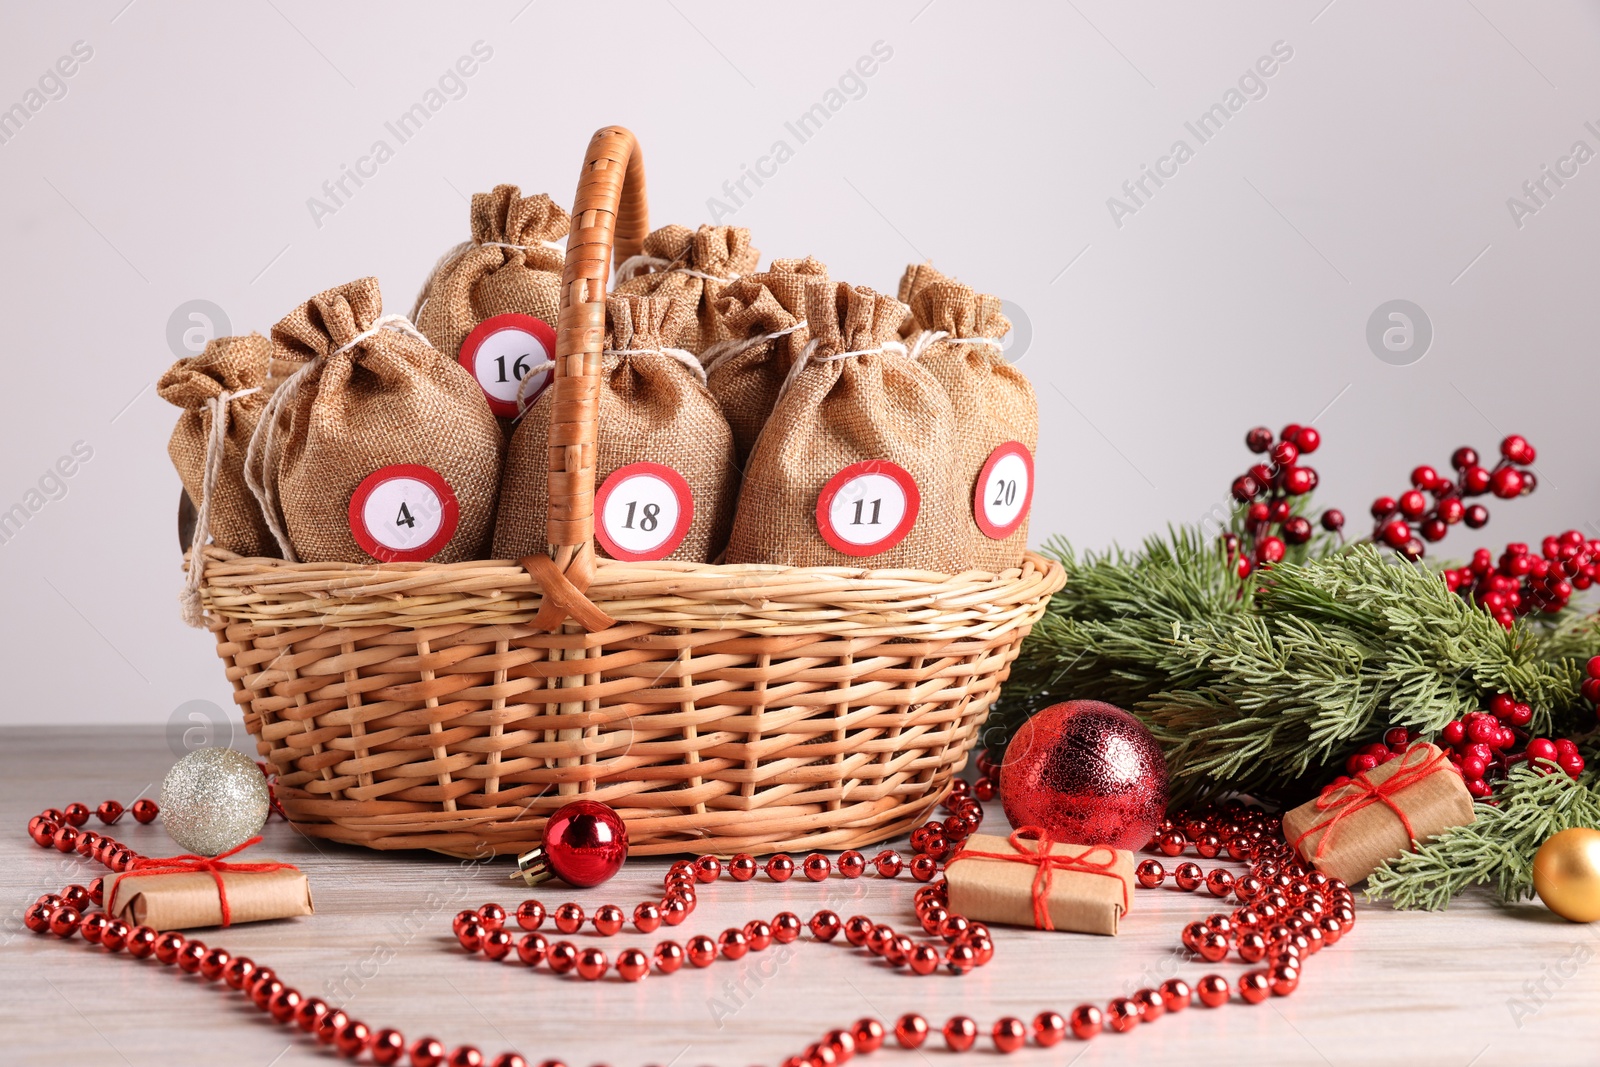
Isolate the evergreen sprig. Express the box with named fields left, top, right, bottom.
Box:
left=1367, top=762, right=1600, bottom=910
left=997, top=526, right=1600, bottom=907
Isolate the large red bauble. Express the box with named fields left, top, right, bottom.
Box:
left=543, top=800, right=628, bottom=887
left=999, top=700, right=1168, bottom=850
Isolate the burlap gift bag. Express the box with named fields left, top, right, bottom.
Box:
left=493, top=294, right=739, bottom=564
left=703, top=256, right=828, bottom=465
left=160, top=334, right=277, bottom=624
left=725, top=280, right=964, bottom=572
left=246, top=277, right=502, bottom=564
left=613, top=224, right=759, bottom=354
left=413, top=185, right=570, bottom=422
left=905, top=277, right=1037, bottom=572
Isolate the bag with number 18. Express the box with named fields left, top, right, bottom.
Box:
left=492, top=293, right=739, bottom=564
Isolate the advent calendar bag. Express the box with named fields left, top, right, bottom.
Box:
left=905, top=275, right=1037, bottom=572
left=159, top=334, right=276, bottom=560
left=704, top=256, right=827, bottom=465
left=493, top=294, right=738, bottom=563
left=725, top=280, right=963, bottom=571
left=613, top=224, right=759, bottom=354
left=247, top=277, right=502, bottom=564
left=414, top=185, right=569, bottom=422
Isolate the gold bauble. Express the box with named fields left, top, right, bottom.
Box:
left=1532, top=827, right=1600, bottom=923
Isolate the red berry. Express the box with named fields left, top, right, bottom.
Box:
left=1248, top=502, right=1270, bottom=523
left=1452, top=446, right=1478, bottom=470
left=1441, top=721, right=1465, bottom=746
left=1420, top=518, right=1447, bottom=542
left=1257, top=537, right=1285, bottom=565
left=1398, top=491, right=1427, bottom=518
left=1438, top=498, right=1464, bottom=524
left=1560, top=753, right=1585, bottom=778
left=1282, top=467, right=1315, bottom=495
left=1271, top=441, right=1299, bottom=468
left=1371, top=496, right=1397, bottom=520
left=1282, top=516, right=1313, bottom=545
left=1466, top=778, right=1493, bottom=799
left=1464, top=505, right=1489, bottom=528
left=1381, top=520, right=1412, bottom=548
left=1269, top=500, right=1291, bottom=523
left=1295, top=426, right=1321, bottom=454
left=1411, top=465, right=1439, bottom=490
left=1321, top=509, right=1344, bottom=532
left=1233, top=475, right=1262, bottom=502
left=1491, top=468, right=1524, bottom=499
left=1526, top=738, right=1558, bottom=764
left=1501, top=435, right=1534, bottom=465
left=1246, top=427, right=1274, bottom=453
left=1383, top=727, right=1410, bottom=750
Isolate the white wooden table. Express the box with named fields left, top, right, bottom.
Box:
left=3, top=727, right=1596, bottom=1066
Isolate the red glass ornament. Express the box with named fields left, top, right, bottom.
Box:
left=1196, top=974, right=1230, bottom=1007
left=992, top=1016, right=1027, bottom=1052
left=511, top=800, right=627, bottom=889
left=409, top=1038, right=446, bottom=1067
left=1033, top=1011, right=1067, bottom=1046
left=998, top=700, right=1169, bottom=850
left=852, top=1017, right=886, bottom=1053
left=1105, top=998, right=1141, bottom=1032
left=895, top=1013, right=930, bottom=1048
left=370, top=1029, right=406, bottom=1066
left=942, top=1016, right=978, bottom=1051
left=1159, top=978, right=1192, bottom=1012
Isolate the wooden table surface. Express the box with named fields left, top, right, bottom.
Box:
left=4, top=726, right=1597, bottom=1066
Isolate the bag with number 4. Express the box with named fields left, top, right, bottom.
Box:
left=247, top=276, right=503, bottom=565
left=704, top=255, right=828, bottom=465
left=725, top=279, right=963, bottom=572
left=902, top=272, right=1037, bottom=572
left=493, top=293, right=739, bottom=564
left=613, top=224, right=760, bottom=355
left=413, top=185, right=569, bottom=424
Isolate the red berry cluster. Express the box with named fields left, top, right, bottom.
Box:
left=1442, top=532, right=1600, bottom=629
left=1581, top=656, right=1600, bottom=720
left=1370, top=436, right=1536, bottom=561
left=1227, top=424, right=1344, bottom=577
left=1438, top=694, right=1583, bottom=798
left=1319, top=727, right=1421, bottom=797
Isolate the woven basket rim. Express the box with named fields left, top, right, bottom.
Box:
left=197, top=547, right=1065, bottom=639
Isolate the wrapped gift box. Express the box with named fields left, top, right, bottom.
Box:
left=1282, top=742, right=1476, bottom=886
left=945, top=831, right=1134, bottom=935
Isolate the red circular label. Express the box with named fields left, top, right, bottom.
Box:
left=458, top=313, right=558, bottom=417
left=973, top=441, right=1034, bottom=540
left=348, top=464, right=460, bottom=562
left=593, top=462, right=695, bottom=562
left=815, top=460, right=921, bottom=557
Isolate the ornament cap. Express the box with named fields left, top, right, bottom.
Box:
left=510, top=845, right=556, bottom=887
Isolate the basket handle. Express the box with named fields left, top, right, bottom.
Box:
left=534, top=126, right=648, bottom=628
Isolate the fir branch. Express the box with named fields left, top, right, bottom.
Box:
left=1366, top=764, right=1600, bottom=910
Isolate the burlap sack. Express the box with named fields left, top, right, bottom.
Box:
left=413, top=185, right=569, bottom=421
left=493, top=294, right=739, bottom=564
left=725, top=280, right=964, bottom=571
left=613, top=224, right=760, bottom=354
left=159, top=334, right=276, bottom=559
left=248, top=277, right=502, bottom=564
left=896, top=261, right=948, bottom=339
left=704, top=256, right=828, bottom=465
left=907, top=278, right=1037, bottom=572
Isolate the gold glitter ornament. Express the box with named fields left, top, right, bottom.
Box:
left=159, top=747, right=270, bottom=856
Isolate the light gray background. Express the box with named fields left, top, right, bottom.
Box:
left=2, top=1, right=1597, bottom=727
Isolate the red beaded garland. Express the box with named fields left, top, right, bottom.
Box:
left=20, top=783, right=1350, bottom=1065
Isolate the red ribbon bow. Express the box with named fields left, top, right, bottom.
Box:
left=109, top=836, right=298, bottom=927
left=948, top=828, right=1129, bottom=931
left=1291, top=743, right=1452, bottom=862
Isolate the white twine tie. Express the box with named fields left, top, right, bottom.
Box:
left=775, top=336, right=909, bottom=401
left=181, top=386, right=260, bottom=628
left=603, top=345, right=708, bottom=386
left=699, top=320, right=807, bottom=374
left=906, top=329, right=1006, bottom=362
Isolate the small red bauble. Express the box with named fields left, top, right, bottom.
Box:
left=942, top=1015, right=978, bottom=1051
left=1196, top=974, right=1230, bottom=1007
left=1068, top=1003, right=1102, bottom=1040
left=894, top=1013, right=930, bottom=1049
left=511, top=800, right=627, bottom=889
left=1032, top=1011, right=1067, bottom=1046
left=998, top=700, right=1169, bottom=851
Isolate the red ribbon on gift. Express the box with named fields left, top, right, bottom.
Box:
left=110, top=836, right=299, bottom=927
left=1291, top=743, right=1452, bottom=862
left=947, top=828, right=1129, bottom=932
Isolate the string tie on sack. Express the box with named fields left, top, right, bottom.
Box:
left=603, top=345, right=707, bottom=386
left=907, top=329, right=1006, bottom=362
left=613, top=254, right=742, bottom=287
left=179, top=386, right=261, bottom=627
left=410, top=237, right=568, bottom=320
left=699, top=321, right=807, bottom=374
left=775, top=336, right=908, bottom=402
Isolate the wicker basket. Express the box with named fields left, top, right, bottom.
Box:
left=196, top=126, right=1065, bottom=858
